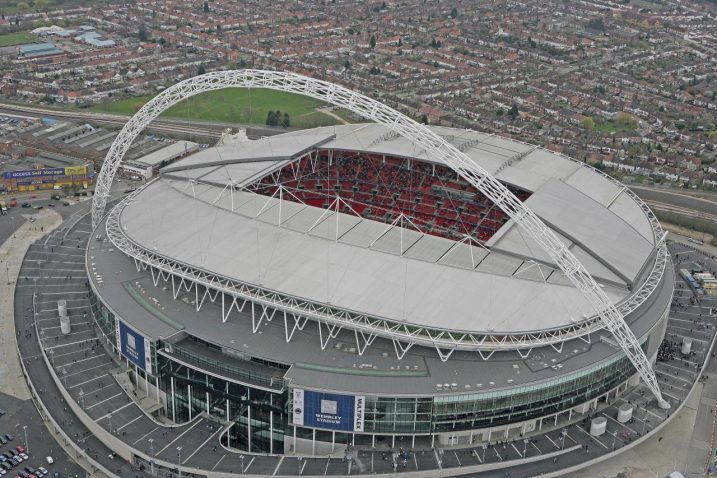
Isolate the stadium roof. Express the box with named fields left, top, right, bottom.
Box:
left=116, top=124, right=660, bottom=335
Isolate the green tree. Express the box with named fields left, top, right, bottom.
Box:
left=34, top=0, right=48, bottom=10
left=197, top=64, right=206, bottom=76
left=138, top=24, right=148, bottom=42
left=419, top=114, right=429, bottom=125
left=450, top=7, right=458, bottom=18
left=581, top=116, right=595, bottom=130
left=203, top=1, right=209, bottom=13
left=282, top=112, right=290, bottom=128
left=266, top=110, right=276, bottom=126
left=369, top=34, right=376, bottom=49
left=397, top=37, right=402, bottom=47
left=508, top=103, right=519, bottom=118
left=344, top=59, right=351, bottom=69
left=16, top=2, right=29, bottom=11
left=707, top=130, right=717, bottom=140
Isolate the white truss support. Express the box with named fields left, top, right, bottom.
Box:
left=435, top=346, right=456, bottom=362
left=477, top=349, right=496, bottom=361
left=94, top=70, right=668, bottom=406
left=392, top=339, right=414, bottom=360
left=197, top=286, right=219, bottom=312
left=577, top=333, right=591, bottom=344
left=550, top=341, right=565, bottom=353
left=222, top=295, right=247, bottom=323
left=354, top=330, right=378, bottom=356
left=517, top=348, right=533, bottom=359
left=284, top=311, right=308, bottom=343
left=317, top=320, right=342, bottom=350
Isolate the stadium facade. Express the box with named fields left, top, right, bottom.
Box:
left=87, top=71, right=673, bottom=458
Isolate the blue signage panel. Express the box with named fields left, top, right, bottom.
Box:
left=4, top=168, right=65, bottom=179
left=117, top=320, right=151, bottom=371
left=292, top=389, right=365, bottom=432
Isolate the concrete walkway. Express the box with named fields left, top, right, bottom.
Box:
left=0, top=208, right=62, bottom=400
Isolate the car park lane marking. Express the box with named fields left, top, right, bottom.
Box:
left=181, top=426, right=222, bottom=464
left=156, top=419, right=204, bottom=456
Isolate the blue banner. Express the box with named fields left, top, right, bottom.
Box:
left=292, top=389, right=364, bottom=432
left=117, top=320, right=151, bottom=371
left=4, top=168, right=65, bottom=179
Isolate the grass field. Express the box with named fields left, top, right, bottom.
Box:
left=0, top=32, right=36, bottom=47
left=90, top=88, right=352, bottom=129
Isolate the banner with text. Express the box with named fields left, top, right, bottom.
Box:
left=292, top=389, right=365, bottom=432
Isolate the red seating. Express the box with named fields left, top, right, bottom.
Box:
left=249, top=151, right=531, bottom=243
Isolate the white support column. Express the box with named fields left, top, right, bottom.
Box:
left=188, top=384, right=192, bottom=421
left=170, top=376, right=176, bottom=422
left=294, top=426, right=297, bottom=454
left=312, top=429, right=316, bottom=456
left=332, top=431, right=335, bottom=452
left=247, top=392, right=252, bottom=452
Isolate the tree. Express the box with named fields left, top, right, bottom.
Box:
left=397, top=37, right=402, bottom=47
left=16, top=2, right=29, bottom=11
left=344, top=59, right=351, bottom=69
left=450, top=7, right=458, bottom=18
left=138, top=24, right=148, bottom=42
left=419, top=114, right=428, bottom=125
left=197, top=64, right=206, bottom=76
left=35, top=0, right=48, bottom=10
left=369, top=34, right=376, bottom=49
left=282, top=112, right=290, bottom=128
left=216, top=24, right=222, bottom=34
left=266, top=110, right=276, bottom=126
left=203, top=1, right=209, bottom=13
left=508, top=103, right=519, bottom=118
left=581, top=116, right=595, bottom=130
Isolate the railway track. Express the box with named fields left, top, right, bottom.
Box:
left=0, top=103, right=278, bottom=139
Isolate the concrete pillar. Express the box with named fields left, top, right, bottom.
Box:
left=312, top=429, right=316, bottom=455
left=170, top=376, right=176, bottom=422
left=188, top=384, right=192, bottom=421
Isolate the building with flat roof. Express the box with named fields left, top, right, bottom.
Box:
left=17, top=42, right=64, bottom=59
left=88, top=122, right=673, bottom=459
left=119, top=140, right=199, bottom=179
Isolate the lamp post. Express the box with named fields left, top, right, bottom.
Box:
left=176, top=446, right=182, bottom=478
left=22, top=425, right=28, bottom=454
left=611, top=431, right=618, bottom=450
left=148, top=438, right=154, bottom=475
left=481, top=444, right=486, bottom=463
left=523, top=439, right=528, bottom=457
left=240, top=454, right=245, bottom=475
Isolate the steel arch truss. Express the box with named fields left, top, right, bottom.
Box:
left=93, top=69, right=668, bottom=405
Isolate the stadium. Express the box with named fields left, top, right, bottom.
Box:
left=86, top=71, right=673, bottom=461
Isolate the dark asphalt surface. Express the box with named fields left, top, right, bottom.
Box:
left=0, top=391, right=85, bottom=478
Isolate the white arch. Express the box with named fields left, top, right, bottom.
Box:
left=91, top=69, right=668, bottom=407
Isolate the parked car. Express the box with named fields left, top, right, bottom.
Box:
left=21, top=203, right=31, bottom=208
left=37, top=467, right=48, bottom=476
left=44, top=458, right=52, bottom=465
left=5, top=435, right=13, bottom=441
left=18, top=454, right=28, bottom=461
left=15, top=445, right=25, bottom=454
left=0, top=436, right=7, bottom=445
left=47, top=203, right=55, bottom=208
